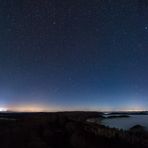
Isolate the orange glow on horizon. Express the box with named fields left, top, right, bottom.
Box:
left=0, top=103, right=147, bottom=112
left=6, top=104, right=57, bottom=112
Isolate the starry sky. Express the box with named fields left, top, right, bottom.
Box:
left=0, top=0, right=148, bottom=111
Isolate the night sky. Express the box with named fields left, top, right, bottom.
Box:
left=0, top=0, right=148, bottom=111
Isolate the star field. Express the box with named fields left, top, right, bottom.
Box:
left=0, top=0, right=148, bottom=111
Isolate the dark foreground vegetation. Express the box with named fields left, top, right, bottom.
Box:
left=0, top=112, right=148, bottom=148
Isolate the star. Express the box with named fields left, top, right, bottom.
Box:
left=68, top=76, right=72, bottom=81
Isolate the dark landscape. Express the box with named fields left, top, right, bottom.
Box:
left=0, top=112, right=147, bottom=148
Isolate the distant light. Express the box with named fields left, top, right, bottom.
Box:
left=145, top=26, right=148, bottom=30
left=104, top=112, right=109, bottom=115
left=0, top=108, right=7, bottom=112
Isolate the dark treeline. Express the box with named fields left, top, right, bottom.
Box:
left=0, top=112, right=147, bottom=148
